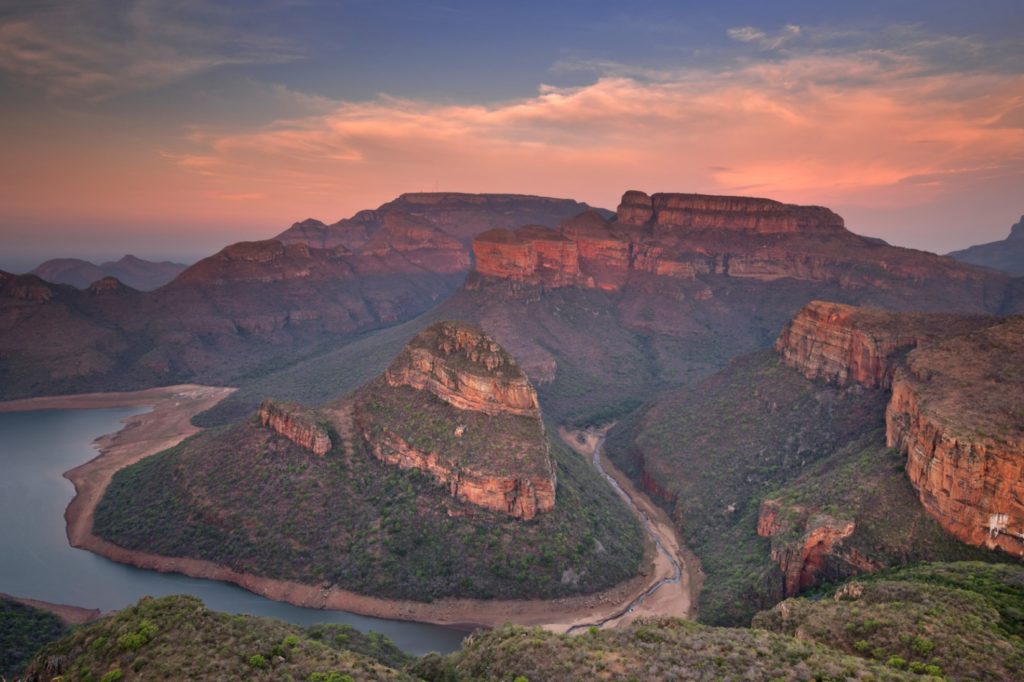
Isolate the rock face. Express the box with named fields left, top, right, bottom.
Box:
left=258, top=400, right=332, bottom=456
left=756, top=499, right=870, bottom=596
left=948, top=215, right=1024, bottom=275
left=471, top=190, right=1008, bottom=295
left=384, top=320, right=541, bottom=417
left=777, top=302, right=1024, bottom=559
left=354, top=321, right=555, bottom=520
left=775, top=301, right=989, bottom=389
left=886, top=317, right=1024, bottom=557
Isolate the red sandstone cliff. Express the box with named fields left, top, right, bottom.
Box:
left=471, top=190, right=1004, bottom=296
left=757, top=499, right=876, bottom=596
left=258, top=399, right=332, bottom=456
left=353, top=321, right=555, bottom=520
left=384, top=321, right=541, bottom=417
left=886, top=318, right=1024, bottom=558
left=775, top=301, right=989, bottom=389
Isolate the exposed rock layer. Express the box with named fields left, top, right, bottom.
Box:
left=258, top=399, right=332, bottom=456
left=384, top=321, right=540, bottom=417
left=356, top=321, right=554, bottom=520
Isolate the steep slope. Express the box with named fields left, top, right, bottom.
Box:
left=1, top=597, right=71, bottom=680
left=21, top=595, right=411, bottom=681
left=30, top=255, right=187, bottom=291
left=755, top=562, right=1024, bottom=681
left=948, top=215, right=1024, bottom=275
left=92, top=324, right=642, bottom=602
left=611, top=302, right=1015, bottom=625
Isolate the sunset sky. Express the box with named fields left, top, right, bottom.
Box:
left=2, top=0, right=1023, bottom=271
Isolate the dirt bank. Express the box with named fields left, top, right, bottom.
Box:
left=0, top=593, right=101, bottom=625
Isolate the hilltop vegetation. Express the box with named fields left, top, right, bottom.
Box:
left=0, top=597, right=71, bottom=680
left=21, top=595, right=412, bottom=681
left=755, top=562, right=1024, bottom=681
left=93, top=418, right=643, bottom=601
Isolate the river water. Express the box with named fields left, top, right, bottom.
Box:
left=0, top=407, right=466, bottom=655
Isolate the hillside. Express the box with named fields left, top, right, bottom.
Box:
left=948, top=215, right=1024, bottom=275
left=29, top=255, right=187, bottom=291
left=609, top=302, right=1019, bottom=625
left=1, top=597, right=71, bottom=680
left=92, top=325, right=643, bottom=602
left=754, top=561, right=1024, bottom=681
left=21, top=595, right=412, bottom=681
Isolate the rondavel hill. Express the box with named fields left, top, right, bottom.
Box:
left=92, top=321, right=644, bottom=602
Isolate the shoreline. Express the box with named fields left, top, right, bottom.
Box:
left=0, top=386, right=691, bottom=632
left=0, top=592, right=102, bottom=625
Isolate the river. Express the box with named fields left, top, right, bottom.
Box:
left=0, top=407, right=466, bottom=655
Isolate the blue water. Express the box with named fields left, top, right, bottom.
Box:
left=0, top=408, right=466, bottom=655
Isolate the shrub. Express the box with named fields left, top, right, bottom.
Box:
left=248, top=654, right=268, bottom=669
left=100, top=670, right=123, bottom=682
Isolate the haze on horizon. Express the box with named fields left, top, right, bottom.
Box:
left=1, top=0, right=1022, bottom=272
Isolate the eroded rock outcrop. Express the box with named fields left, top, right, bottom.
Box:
left=258, top=399, right=332, bottom=456
left=354, top=321, right=555, bottom=519
left=384, top=321, right=541, bottom=417
left=886, top=318, right=1024, bottom=557
left=757, top=499, right=875, bottom=596
left=775, top=301, right=989, bottom=389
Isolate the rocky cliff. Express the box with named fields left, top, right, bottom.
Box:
left=775, top=301, right=990, bottom=389
left=353, top=321, right=555, bottom=520
left=258, top=399, right=332, bottom=456
left=776, top=302, right=1024, bottom=559
left=384, top=320, right=541, bottom=417
left=886, top=317, right=1024, bottom=557
left=471, top=190, right=1008, bottom=296
left=757, top=499, right=877, bottom=596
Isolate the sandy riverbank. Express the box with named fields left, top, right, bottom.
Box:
left=1, top=386, right=693, bottom=632
left=0, top=593, right=101, bottom=625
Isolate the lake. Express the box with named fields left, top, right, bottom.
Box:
left=0, top=407, right=467, bottom=655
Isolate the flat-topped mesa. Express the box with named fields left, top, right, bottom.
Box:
left=775, top=301, right=991, bottom=389
left=385, top=321, right=541, bottom=417
left=616, top=190, right=846, bottom=235
left=357, top=321, right=555, bottom=520
left=472, top=226, right=580, bottom=287
left=258, top=399, right=332, bottom=456
left=886, top=317, right=1024, bottom=557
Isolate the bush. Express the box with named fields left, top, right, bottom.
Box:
left=248, top=654, right=268, bottom=669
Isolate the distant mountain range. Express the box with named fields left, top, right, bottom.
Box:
left=29, top=255, right=188, bottom=291
left=948, top=215, right=1024, bottom=275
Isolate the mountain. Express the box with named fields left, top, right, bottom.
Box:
left=30, top=255, right=187, bottom=291
left=1, top=192, right=597, bottom=401
left=276, top=192, right=608, bottom=249
left=194, top=189, right=1020, bottom=430
left=608, top=300, right=1020, bottom=626
left=92, top=322, right=643, bottom=602
left=948, top=215, right=1024, bottom=275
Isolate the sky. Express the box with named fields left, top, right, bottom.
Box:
left=1, top=0, right=1023, bottom=271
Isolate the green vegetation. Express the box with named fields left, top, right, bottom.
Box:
left=411, top=618, right=914, bottom=681
left=357, top=379, right=550, bottom=479
left=754, top=562, right=1024, bottom=681
left=22, top=595, right=412, bottom=681
left=0, top=596, right=71, bottom=679
left=609, top=350, right=1005, bottom=626
left=94, top=418, right=642, bottom=601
